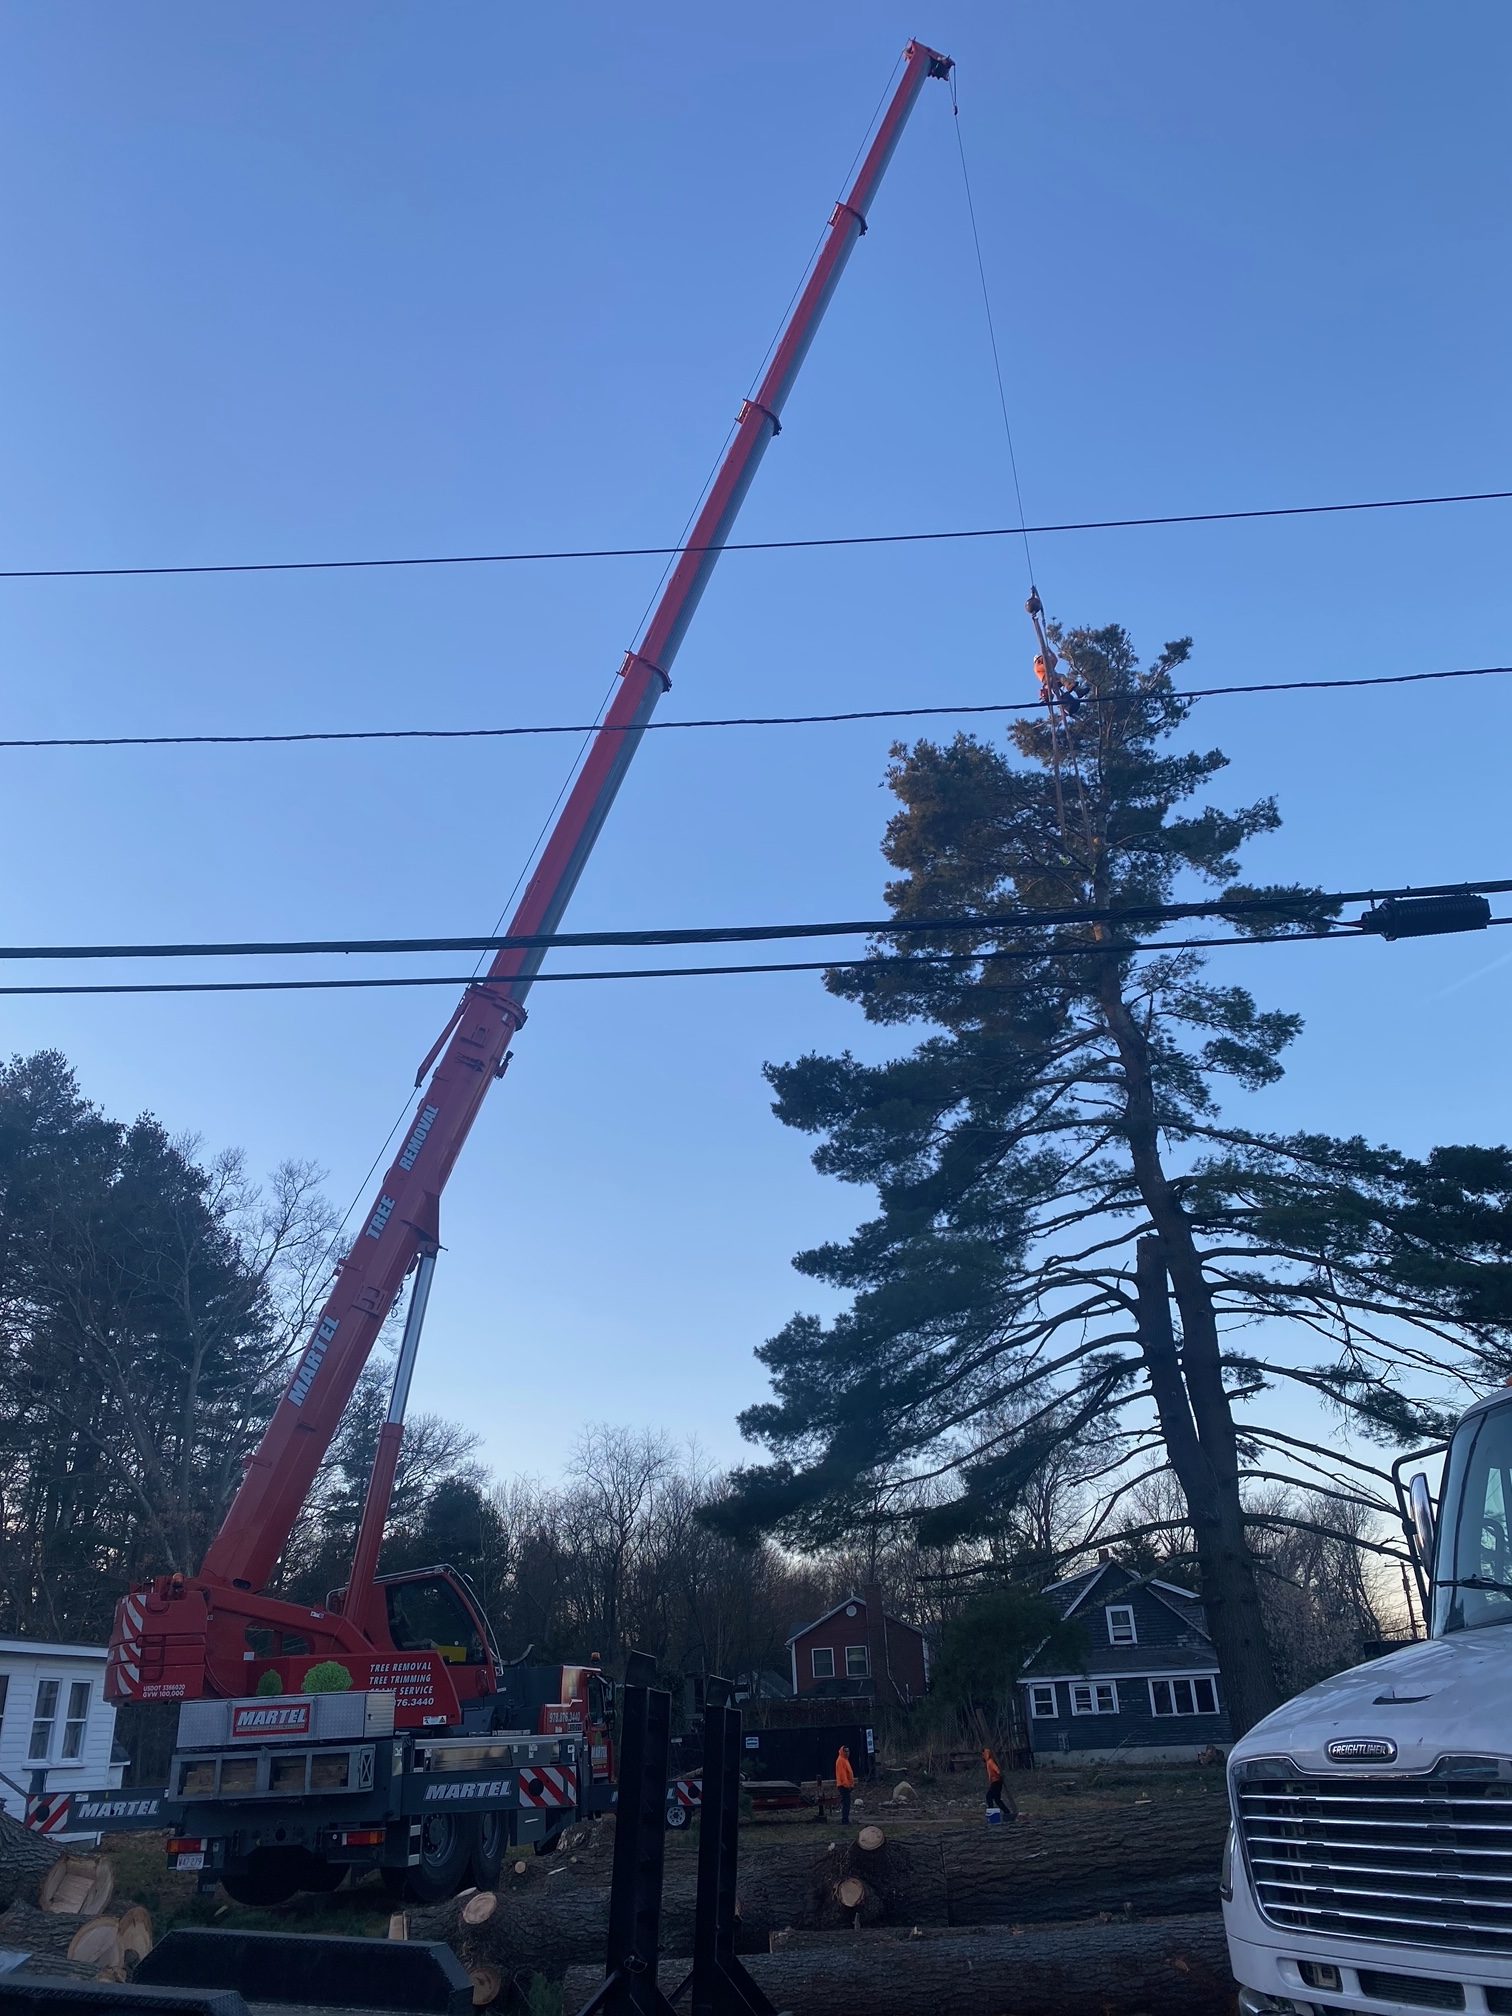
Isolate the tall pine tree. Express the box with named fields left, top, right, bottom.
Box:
left=716, top=626, right=1512, bottom=1734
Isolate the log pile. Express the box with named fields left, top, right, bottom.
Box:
left=411, top=1797, right=1231, bottom=2009
left=0, top=1830, right=153, bottom=1987
left=564, top=1912, right=1235, bottom=2016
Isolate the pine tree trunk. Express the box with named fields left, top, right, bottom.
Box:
left=563, top=1913, right=1233, bottom=2016
left=1099, top=933, right=1284, bottom=1736
left=1134, top=1235, right=1282, bottom=1734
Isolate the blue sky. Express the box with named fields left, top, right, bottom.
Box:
left=1, top=1, right=1508, bottom=1484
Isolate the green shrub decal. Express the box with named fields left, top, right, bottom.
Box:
left=301, top=1660, right=354, bottom=1694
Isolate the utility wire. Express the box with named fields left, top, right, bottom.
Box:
left=2, top=921, right=1480, bottom=999
left=4, top=877, right=1507, bottom=964
left=0, top=489, right=1506, bottom=583
left=5, top=662, right=1508, bottom=754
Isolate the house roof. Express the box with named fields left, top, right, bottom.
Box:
left=785, top=1595, right=925, bottom=1647
left=1040, top=1561, right=1206, bottom=1632
left=0, top=1638, right=110, bottom=1662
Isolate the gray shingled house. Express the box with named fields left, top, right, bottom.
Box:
left=1018, top=1559, right=1231, bottom=1763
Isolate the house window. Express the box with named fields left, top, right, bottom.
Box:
left=1105, top=1605, right=1137, bottom=1646
left=1069, top=1681, right=1118, bottom=1715
left=811, top=1647, right=835, bottom=1680
left=29, top=1677, right=60, bottom=1760
left=845, top=1646, right=870, bottom=1678
left=1029, top=1683, right=1058, bottom=1719
left=62, top=1681, right=91, bottom=1760
left=1149, top=1676, right=1220, bottom=1717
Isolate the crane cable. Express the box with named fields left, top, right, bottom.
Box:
left=950, top=74, right=1087, bottom=854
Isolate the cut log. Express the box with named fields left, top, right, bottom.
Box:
left=0, top=1808, right=61, bottom=1911
left=66, top=1916, right=124, bottom=1971
left=0, top=1899, right=89, bottom=1956
left=460, top=1891, right=498, bottom=1928
left=39, top=1854, right=115, bottom=1917
left=937, top=1798, right=1227, bottom=1925
left=511, top=1861, right=527, bottom=1879
left=772, top=1925, right=954, bottom=1950
left=467, top=1961, right=502, bottom=2007
left=564, top=1912, right=1232, bottom=2016
left=116, top=1905, right=154, bottom=1965
left=856, top=1826, right=885, bottom=1853
left=0, top=1956, right=101, bottom=1982
left=835, top=1877, right=867, bottom=1911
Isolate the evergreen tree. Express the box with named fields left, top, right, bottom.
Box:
left=714, top=626, right=1512, bottom=1734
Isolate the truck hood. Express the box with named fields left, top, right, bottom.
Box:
left=1231, top=1630, right=1512, bottom=1773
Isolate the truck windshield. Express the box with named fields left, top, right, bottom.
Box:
left=1438, top=1402, right=1512, bottom=1635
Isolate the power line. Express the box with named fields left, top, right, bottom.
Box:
left=0, top=921, right=1467, bottom=998
left=4, top=878, right=1507, bottom=965
left=0, top=489, right=1506, bottom=584
left=5, top=663, right=1509, bottom=754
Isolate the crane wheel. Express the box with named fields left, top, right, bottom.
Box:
left=470, top=1810, right=505, bottom=1888
left=397, top=1813, right=476, bottom=1903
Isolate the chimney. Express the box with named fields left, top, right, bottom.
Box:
left=1097, top=1547, right=1112, bottom=1564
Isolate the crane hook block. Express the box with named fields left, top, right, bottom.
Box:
left=1358, top=893, right=1492, bottom=940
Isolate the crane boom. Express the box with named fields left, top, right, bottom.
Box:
left=109, top=41, right=951, bottom=1703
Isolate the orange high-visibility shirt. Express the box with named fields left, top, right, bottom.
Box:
left=835, top=1752, right=856, bottom=1789
left=983, top=1751, right=1003, bottom=1785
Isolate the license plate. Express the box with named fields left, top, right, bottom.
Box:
left=174, top=1853, right=205, bottom=1871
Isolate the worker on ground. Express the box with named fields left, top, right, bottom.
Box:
left=834, top=1743, right=856, bottom=1826
left=982, top=1746, right=1016, bottom=1820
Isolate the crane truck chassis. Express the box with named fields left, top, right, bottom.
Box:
left=32, top=1685, right=599, bottom=1904
left=30, top=1599, right=618, bottom=1904
left=1223, top=1385, right=1512, bottom=2015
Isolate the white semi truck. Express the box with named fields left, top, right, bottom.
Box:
left=1224, top=1385, right=1512, bottom=2015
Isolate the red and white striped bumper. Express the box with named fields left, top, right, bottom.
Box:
left=518, top=1764, right=579, bottom=1810
left=26, top=1792, right=73, bottom=1835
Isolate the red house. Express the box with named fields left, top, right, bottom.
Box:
left=786, top=1593, right=929, bottom=1703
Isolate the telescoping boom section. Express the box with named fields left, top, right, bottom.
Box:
left=106, top=41, right=953, bottom=1722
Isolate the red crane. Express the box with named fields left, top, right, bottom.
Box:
left=107, top=39, right=954, bottom=1725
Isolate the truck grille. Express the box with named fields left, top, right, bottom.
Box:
left=1238, top=1769, right=1512, bottom=1955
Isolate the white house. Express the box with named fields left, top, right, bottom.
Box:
left=0, top=1639, right=126, bottom=1835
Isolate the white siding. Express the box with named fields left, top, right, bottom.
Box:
left=0, top=1643, right=125, bottom=1836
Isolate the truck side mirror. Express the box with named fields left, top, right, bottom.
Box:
left=1409, top=1471, right=1436, bottom=1570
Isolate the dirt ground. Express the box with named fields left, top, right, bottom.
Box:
left=99, top=1755, right=1229, bottom=1929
